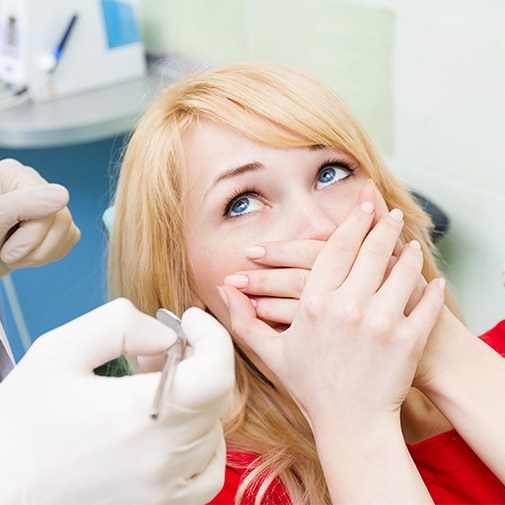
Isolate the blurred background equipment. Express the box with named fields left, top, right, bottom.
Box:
left=0, top=0, right=145, bottom=105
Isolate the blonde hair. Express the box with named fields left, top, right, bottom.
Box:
left=109, top=62, right=457, bottom=504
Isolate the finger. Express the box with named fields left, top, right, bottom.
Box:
left=219, top=285, right=280, bottom=366
left=137, top=352, right=166, bottom=372
left=0, top=215, right=54, bottom=263
left=303, top=202, right=374, bottom=296
left=0, top=183, right=68, bottom=236
left=342, top=208, right=404, bottom=299
left=225, top=268, right=309, bottom=298
left=0, top=159, right=47, bottom=192
left=106, top=370, right=162, bottom=413
left=168, top=435, right=226, bottom=505
left=180, top=308, right=234, bottom=367
left=404, top=278, right=446, bottom=349
left=165, top=422, right=224, bottom=484
left=357, top=178, right=378, bottom=222
left=35, top=298, right=177, bottom=371
left=405, top=271, right=428, bottom=316
left=374, top=240, right=423, bottom=313
left=368, top=180, right=403, bottom=255
left=254, top=296, right=298, bottom=325
left=244, top=239, right=324, bottom=269
left=169, top=307, right=235, bottom=412
left=9, top=210, right=80, bottom=266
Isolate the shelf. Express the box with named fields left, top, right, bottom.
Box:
left=0, top=73, right=163, bottom=149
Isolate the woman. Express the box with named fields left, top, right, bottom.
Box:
left=109, top=62, right=505, bottom=504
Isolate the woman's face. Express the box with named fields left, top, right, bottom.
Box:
left=183, top=120, right=368, bottom=330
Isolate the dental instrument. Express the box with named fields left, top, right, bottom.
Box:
left=150, top=308, right=187, bottom=420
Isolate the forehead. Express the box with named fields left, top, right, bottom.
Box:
left=181, top=121, right=323, bottom=184
left=182, top=121, right=267, bottom=167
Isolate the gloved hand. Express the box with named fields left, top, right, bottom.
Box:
left=0, top=299, right=234, bottom=504
left=0, top=158, right=80, bottom=277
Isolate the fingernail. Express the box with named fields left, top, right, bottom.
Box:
left=437, top=278, right=446, bottom=290
left=224, top=274, right=248, bottom=288
left=389, top=208, right=404, bottom=222
left=250, top=298, right=258, bottom=308
left=217, top=286, right=229, bottom=308
left=366, top=178, right=374, bottom=185
left=409, top=240, right=421, bottom=251
left=245, top=246, right=265, bottom=259
left=360, top=201, right=374, bottom=214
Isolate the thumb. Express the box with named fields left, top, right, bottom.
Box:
left=40, top=299, right=177, bottom=371
left=0, top=184, right=69, bottom=236
left=219, top=285, right=279, bottom=368
left=169, top=307, right=235, bottom=411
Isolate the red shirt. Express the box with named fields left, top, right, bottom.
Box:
left=210, top=320, right=505, bottom=504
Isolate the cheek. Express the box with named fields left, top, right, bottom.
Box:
left=185, top=229, right=254, bottom=313
left=326, top=175, right=369, bottom=224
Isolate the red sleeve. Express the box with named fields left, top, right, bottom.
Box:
left=211, top=321, right=505, bottom=505
left=478, top=319, right=505, bottom=357
left=208, top=466, right=243, bottom=504
left=407, top=320, right=505, bottom=504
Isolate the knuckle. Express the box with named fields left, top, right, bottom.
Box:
left=109, top=297, right=137, bottom=319
left=302, top=296, right=323, bottom=320
left=254, top=270, right=267, bottom=291
left=338, top=301, right=362, bottom=325
left=255, top=299, right=273, bottom=320
left=363, top=238, right=389, bottom=258
left=396, top=260, right=421, bottom=281
left=291, top=270, right=308, bottom=295
left=367, top=313, right=393, bottom=335
left=304, top=241, right=323, bottom=266
left=328, top=237, right=353, bottom=256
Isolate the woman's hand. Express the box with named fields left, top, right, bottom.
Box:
left=220, top=201, right=444, bottom=504
left=220, top=201, right=445, bottom=427
left=224, top=181, right=378, bottom=326
left=226, top=181, right=452, bottom=390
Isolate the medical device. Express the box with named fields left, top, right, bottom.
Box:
left=0, top=0, right=145, bottom=105
left=151, top=309, right=187, bottom=420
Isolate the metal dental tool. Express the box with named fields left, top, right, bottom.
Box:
left=150, top=309, right=187, bottom=420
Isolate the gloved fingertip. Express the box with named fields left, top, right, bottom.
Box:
left=45, top=183, right=70, bottom=207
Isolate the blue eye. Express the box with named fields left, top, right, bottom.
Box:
left=226, top=194, right=264, bottom=218
left=316, top=165, right=352, bottom=190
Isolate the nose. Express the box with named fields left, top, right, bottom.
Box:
left=287, top=197, right=337, bottom=241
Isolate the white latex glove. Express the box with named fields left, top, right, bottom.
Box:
left=0, top=158, right=80, bottom=277
left=0, top=299, right=234, bottom=504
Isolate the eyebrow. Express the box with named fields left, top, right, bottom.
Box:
left=204, top=161, right=265, bottom=202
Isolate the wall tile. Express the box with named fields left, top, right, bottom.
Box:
left=389, top=159, right=505, bottom=333
left=140, top=0, right=249, bottom=61
left=394, top=10, right=505, bottom=194
left=249, top=0, right=395, bottom=155
left=354, top=0, right=505, bottom=24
